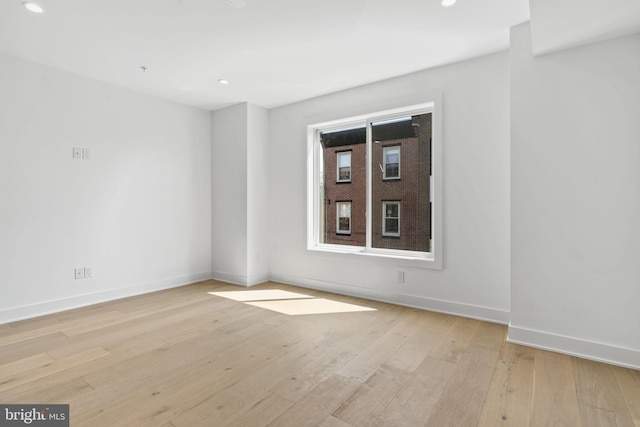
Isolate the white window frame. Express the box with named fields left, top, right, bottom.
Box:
left=336, top=201, right=351, bottom=234
left=307, top=99, right=443, bottom=268
left=382, top=201, right=400, bottom=237
left=382, top=146, right=400, bottom=180
left=336, top=151, right=352, bottom=182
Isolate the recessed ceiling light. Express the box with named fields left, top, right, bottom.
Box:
left=218, top=79, right=230, bottom=85
left=22, top=2, right=44, bottom=13
left=441, top=0, right=456, bottom=7
left=228, top=0, right=246, bottom=8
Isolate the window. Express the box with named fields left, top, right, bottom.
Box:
left=337, top=151, right=351, bottom=182
left=336, top=202, right=351, bottom=234
left=383, top=146, right=400, bottom=179
left=308, top=100, right=442, bottom=266
left=382, top=202, right=400, bottom=236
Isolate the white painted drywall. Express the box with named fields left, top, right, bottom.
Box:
left=509, top=23, right=640, bottom=368
left=246, top=104, right=270, bottom=285
left=211, top=103, right=270, bottom=286
left=267, top=52, right=511, bottom=323
left=211, top=103, right=249, bottom=284
left=530, top=0, right=640, bottom=56
left=0, top=53, right=212, bottom=322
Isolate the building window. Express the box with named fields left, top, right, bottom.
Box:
left=308, top=100, right=442, bottom=266
left=382, top=202, right=400, bottom=236
left=337, top=151, right=351, bottom=182
left=383, top=146, right=400, bottom=179
left=336, top=202, right=351, bottom=234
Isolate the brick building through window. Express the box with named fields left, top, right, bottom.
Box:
left=320, top=113, right=432, bottom=252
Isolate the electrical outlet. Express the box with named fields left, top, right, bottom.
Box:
left=397, top=271, right=405, bottom=284
left=82, top=148, right=92, bottom=160
left=72, top=147, right=82, bottom=160
left=74, top=268, right=84, bottom=280
left=84, top=266, right=93, bottom=278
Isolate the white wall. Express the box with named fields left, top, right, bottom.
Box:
left=211, top=103, right=248, bottom=284
left=211, top=102, right=269, bottom=286
left=509, top=23, right=640, bottom=369
left=246, top=104, right=270, bottom=285
left=268, top=52, right=511, bottom=323
left=0, top=53, right=212, bottom=322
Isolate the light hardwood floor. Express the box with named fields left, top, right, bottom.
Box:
left=1, top=280, right=638, bottom=426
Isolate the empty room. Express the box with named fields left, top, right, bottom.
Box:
left=1, top=0, right=639, bottom=426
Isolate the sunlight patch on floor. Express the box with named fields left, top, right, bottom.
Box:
left=245, top=298, right=376, bottom=316
left=208, top=289, right=314, bottom=301
left=208, top=289, right=376, bottom=315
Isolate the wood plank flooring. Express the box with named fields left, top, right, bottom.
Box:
left=1, top=280, right=638, bottom=426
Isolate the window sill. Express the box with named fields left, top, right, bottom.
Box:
left=307, top=244, right=441, bottom=269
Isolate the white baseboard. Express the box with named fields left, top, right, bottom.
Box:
left=0, top=271, right=212, bottom=324
left=269, top=273, right=509, bottom=324
left=211, top=270, right=270, bottom=287
left=248, top=273, right=270, bottom=287
left=6, top=268, right=636, bottom=370
left=507, top=325, right=640, bottom=370
left=211, top=271, right=249, bottom=286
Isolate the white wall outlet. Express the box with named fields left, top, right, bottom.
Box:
left=82, top=148, right=92, bottom=160
left=74, top=268, right=84, bottom=279
left=72, top=147, right=82, bottom=160
left=84, top=266, right=93, bottom=278
left=397, top=271, right=405, bottom=284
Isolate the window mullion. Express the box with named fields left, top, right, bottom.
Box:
left=314, top=129, right=322, bottom=247
left=365, top=120, right=373, bottom=251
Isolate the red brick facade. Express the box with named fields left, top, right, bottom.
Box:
left=320, top=113, right=432, bottom=252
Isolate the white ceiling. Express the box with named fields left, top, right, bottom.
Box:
left=2, top=1, right=638, bottom=111
left=529, top=0, right=640, bottom=56
left=0, top=0, right=530, bottom=110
